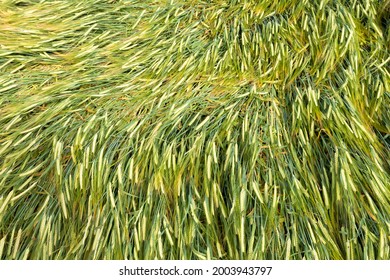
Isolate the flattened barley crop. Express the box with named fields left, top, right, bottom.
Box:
left=0, top=0, right=389, bottom=260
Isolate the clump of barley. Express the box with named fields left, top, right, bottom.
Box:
left=0, top=0, right=389, bottom=260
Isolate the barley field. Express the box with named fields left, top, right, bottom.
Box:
left=0, top=0, right=389, bottom=260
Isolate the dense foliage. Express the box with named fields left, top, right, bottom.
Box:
left=0, top=0, right=389, bottom=259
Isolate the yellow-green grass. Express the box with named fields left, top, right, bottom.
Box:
left=0, top=0, right=389, bottom=259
